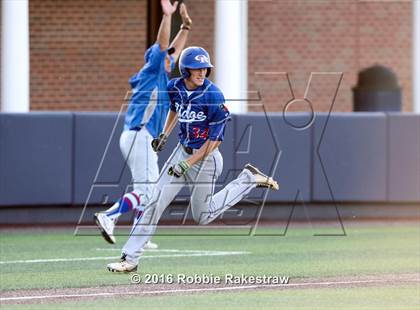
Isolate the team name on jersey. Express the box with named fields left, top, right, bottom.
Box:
left=178, top=109, right=206, bottom=123
left=174, top=102, right=207, bottom=123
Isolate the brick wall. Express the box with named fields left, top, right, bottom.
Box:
left=358, top=0, right=412, bottom=111
left=29, top=0, right=412, bottom=112
left=29, top=0, right=147, bottom=111
left=248, top=0, right=412, bottom=112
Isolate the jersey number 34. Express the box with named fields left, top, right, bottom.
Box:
left=192, top=127, right=208, bottom=139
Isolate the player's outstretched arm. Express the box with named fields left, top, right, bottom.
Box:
left=169, top=3, right=192, bottom=61
left=157, top=0, right=179, bottom=51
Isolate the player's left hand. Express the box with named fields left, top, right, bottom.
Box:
left=168, top=160, right=190, bottom=178
left=161, top=0, right=179, bottom=16
left=180, top=3, right=192, bottom=28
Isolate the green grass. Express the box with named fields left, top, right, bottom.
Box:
left=0, top=223, right=419, bottom=309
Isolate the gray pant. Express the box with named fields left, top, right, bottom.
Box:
left=122, top=144, right=256, bottom=265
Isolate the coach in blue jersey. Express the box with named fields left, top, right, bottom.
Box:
left=107, top=46, right=280, bottom=273
left=94, top=0, right=192, bottom=248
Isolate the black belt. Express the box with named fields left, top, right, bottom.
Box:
left=182, top=145, right=193, bottom=155
left=131, top=125, right=143, bottom=131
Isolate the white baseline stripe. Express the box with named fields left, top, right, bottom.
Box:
left=76, top=224, right=252, bottom=230
left=94, top=248, right=238, bottom=253
left=2, top=278, right=419, bottom=302
left=0, top=251, right=250, bottom=265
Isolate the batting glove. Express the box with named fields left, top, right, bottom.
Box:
left=168, top=161, right=190, bottom=178
left=180, top=3, right=192, bottom=29
left=151, top=133, right=168, bottom=152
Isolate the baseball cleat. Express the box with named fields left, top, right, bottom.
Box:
left=143, top=240, right=159, bottom=250
left=94, top=212, right=116, bottom=244
left=244, top=163, right=279, bottom=190
left=107, top=255, right=137, bottom=273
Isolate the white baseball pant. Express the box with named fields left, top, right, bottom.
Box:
left=119, top=129, right=159, bottom=209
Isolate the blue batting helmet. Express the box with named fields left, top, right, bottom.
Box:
left=179, top=46, right=214, bottom=78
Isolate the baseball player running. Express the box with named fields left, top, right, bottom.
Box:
left=94, top=0, right=192, bottom=248
left=107, top=46, right=279, bottom=272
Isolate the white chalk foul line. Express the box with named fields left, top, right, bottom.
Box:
left=94, top=248, right=224, bottom=253
left=0, top=251, right=250, bottom=265
left=2, top=278, right=419, bottom=302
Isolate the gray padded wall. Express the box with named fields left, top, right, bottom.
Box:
left=73, top=112, right=131, bottom=205
left=313, top=113, right=387, bottom=202
left=1, top=112, right=419, bottom=206
left=388, top=114, right=420, bottom=202
left=233, top=113, right=311, bottom=202
left=0, top=113, right=73, bottom=205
